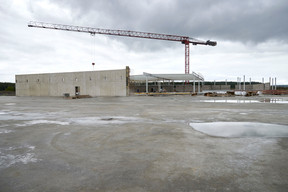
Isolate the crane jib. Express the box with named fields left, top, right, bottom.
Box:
left=28, top=21, right=217, bottom=74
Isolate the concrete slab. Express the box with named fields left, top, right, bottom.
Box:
left=0, top=95, right=288, bottom=191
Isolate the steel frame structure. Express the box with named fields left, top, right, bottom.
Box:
left=28, top=21, right=216, bottom=74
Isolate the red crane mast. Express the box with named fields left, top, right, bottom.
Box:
left=28, top=21, right=216, bottom=74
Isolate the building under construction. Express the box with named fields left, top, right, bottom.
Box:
left=16, top=67, right=273, bottom=97
left=15, top=67, right=204, bottom=97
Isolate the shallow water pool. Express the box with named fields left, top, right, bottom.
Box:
left=189, top=122, right=288, bottom=137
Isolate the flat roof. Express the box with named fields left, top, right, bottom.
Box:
left=130, top=72, right=204, bottom=81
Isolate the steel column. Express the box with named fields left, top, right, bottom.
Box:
left=146, top=76, right=148, bottom=94
left=185, top=42, right=190, bottom=74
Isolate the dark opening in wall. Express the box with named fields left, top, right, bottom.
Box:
left=75, top=86, right=80, bottom=96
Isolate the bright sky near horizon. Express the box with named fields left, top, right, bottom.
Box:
left=1, top=0, right=288, bottom=84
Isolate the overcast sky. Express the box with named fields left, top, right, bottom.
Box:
left=1, top=0, right=288, bottom=84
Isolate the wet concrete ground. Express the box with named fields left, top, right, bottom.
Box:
left=0, top=95, right=288, bottom=192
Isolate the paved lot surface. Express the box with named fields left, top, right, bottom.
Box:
left=0, top=95, right=288, bottom=192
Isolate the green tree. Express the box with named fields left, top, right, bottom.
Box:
left=5, top=86, right=15, bottom=91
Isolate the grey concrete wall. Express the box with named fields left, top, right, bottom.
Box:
left=202, top=85, right=230, bottom=90
left=252, top=83, right=270, bottom=90
left=237, top=83, right=271, bottom=91
left=130, top=83, right=271, bottom=93
left=16, top=68, right=128, bottom=97
left=202, top=84, right=271, bottom=91
left=129, top=83, right=202, bottom=93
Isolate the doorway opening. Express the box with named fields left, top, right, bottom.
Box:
left=75, top=86, right=80, bottom=96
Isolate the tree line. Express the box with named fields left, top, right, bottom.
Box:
left=0, top=82, right=15, bottom=91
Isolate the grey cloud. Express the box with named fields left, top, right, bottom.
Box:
left=47, top=0, right=288, bottom=44
left=1, top=0, right=288, bottom=83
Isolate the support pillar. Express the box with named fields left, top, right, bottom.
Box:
left=146, top=76, right=148, bottom=94
left=243, top=75, right=245, bottom=91
left=238, top=77, right=241, bottom=90
left=184, top=41, right=190, bottom=74
left=269, top=77, right=271, bottom=90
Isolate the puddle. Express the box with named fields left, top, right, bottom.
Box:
left=0, top=110, right=10, bottom=115
left=0, top=145, right=41, bottom=168
left=200, top=100, right=259, bottom=103
left=69, top=116, right=143, bottom=125
left=16, top=120, right=69, bottom=126
left=0, top=129, right=14, bottom=134
left=200, top=99, right=288, bottom=104
left=189, top=122, right=288, bottom=137
left=4, top=103, right=16, bottom=106
left=261, top=99, right=288, bottom=103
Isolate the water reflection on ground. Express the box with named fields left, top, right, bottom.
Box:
left=200, top=98, right=288, bottom=104
left=261, top=98, right=288, bottom=103
left=190, top=122, right=288, bottom=137
left=200, top=100, right=259, bottom=103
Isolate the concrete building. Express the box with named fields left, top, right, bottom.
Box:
left=16, top=67, right=272, bottom=97
left=16, top=67, right=130, bottom=97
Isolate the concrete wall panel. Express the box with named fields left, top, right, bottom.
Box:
left=16, top=68, right=128, bottom=97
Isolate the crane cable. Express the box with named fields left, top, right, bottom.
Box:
left=91, top=33, right=96, bottom=70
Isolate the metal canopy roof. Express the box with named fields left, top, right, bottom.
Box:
left=130, top=72, right=204, bottom=81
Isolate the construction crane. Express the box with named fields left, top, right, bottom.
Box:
left=28, top=21, right=216, bottom=74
